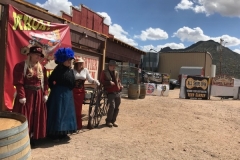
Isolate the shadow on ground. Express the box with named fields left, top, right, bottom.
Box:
left=31, top=136, right=71, bottom=149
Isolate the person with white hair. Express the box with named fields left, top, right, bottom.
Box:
left=73, top=57, right=100, bottom=130
left=12, top=46, right=48, bottom=146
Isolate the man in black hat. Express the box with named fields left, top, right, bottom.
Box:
left=100, top=60, right=123, bottom=127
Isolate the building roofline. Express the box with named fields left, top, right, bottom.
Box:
left=108, top=37, right=146, bottom=55
left=160, top=51, right=213, bottom=60
left=13, top=0, right=109, bottom=38
left=10, top=0, right=145, bottom=55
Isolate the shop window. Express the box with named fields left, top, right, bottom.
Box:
left=129, top=63, right=135, bottom=67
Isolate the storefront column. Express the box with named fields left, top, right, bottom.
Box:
left=102, top=39, right=107, bottom=70
left=0, top=5, right=8, bottom=111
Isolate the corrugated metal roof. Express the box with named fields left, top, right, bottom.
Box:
left=163, top=51, right=206, bottom=53
left=160, top=51, right=213, bottom=59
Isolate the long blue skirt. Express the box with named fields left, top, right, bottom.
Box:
left=46, top=86, right=77, bottom=135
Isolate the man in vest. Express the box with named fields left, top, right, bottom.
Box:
left=100, top=60, right=123, bottom=127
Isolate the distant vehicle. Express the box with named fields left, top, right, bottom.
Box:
left=169, top=79, right=180, bottom=90
left=143, top=71, right=162, bottom=83
left=142, top=70, right=179, bottom=90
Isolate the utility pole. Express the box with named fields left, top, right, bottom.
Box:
left=219, top=39, right=228, bottom=75
left=219, top=38, right=224, bottom=75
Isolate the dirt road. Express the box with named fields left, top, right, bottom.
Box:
left=31, top=89, right=240, bottom=160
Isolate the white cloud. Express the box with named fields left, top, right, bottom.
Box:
left=175, top=0, right=240, bottom=17
left=173, top=26, right=240, bottom=48
left=141, top=43, right=185, bottom=52
left=97, top=13, right=138, bottom=46
left=97, top=12, right=112, bottom=25
left=36, top=0, right=73, bottom=16
left=140, top=45, right=156, bottom=52
left=109, top=24, right=138, bottom=46
left=157, top=43, right=185, bottom=50
left=211, top=35, right=240, bottom=47
left=233, top=49, right=240, bottom=54
left=175, top=0, right=194, bottom=10
left=173, top=26, right=209, bottom=42
left=134, top=28, right=168, bottom=41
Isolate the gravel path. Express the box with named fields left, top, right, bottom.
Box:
left=31, top=89, right=240, bottom=160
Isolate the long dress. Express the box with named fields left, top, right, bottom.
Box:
left=12, top=61, right=48, bottom=139
left=47, top=64, right=77, bottom=137
left=73, top=68, right=95, bottom=130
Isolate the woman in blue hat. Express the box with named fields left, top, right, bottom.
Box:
left=46, top=47, right=77, bottom=141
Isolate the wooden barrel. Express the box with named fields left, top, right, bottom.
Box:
left=0, top=112, right=31, bottom=160
left=139, top=84, right=146, bottom=99
left=128, top=84, right=140, bottom=99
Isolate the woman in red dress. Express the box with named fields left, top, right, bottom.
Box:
left=12, top=46, right=48, bottom=146
left=73, top=57, right=100, bottom=130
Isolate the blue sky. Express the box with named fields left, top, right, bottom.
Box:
left=28, top=0, right=240, bottom=54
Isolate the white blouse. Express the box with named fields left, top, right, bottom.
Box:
left=73, top=68, right=95, bottom=83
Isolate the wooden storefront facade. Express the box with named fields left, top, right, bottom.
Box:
left=0, top=0, right=145, bottom=111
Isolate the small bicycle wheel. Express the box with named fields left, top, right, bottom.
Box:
left=104, top=92, right=109, bottom=115
left=101, top=91, right=109, bottom=116
left=102, top=102, right=109, bottom=116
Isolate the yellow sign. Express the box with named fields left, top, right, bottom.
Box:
left=185, top=78, right=208, bottom=90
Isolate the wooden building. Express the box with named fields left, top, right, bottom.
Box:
left=158, top=51, right=212, bottom=79
left=0, top=0, right=145, bottom=111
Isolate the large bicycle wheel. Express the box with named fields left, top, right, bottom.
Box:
left=87, top=90, right=97, bottom=129
left=87, top=87, right=103, bottom=129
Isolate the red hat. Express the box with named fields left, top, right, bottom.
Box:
left=28, top=46, right=44, bottom=58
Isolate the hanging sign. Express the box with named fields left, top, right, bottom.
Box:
left=212, top=75, right=234, bottom=87
left=4, top=5, right=72, bottom=110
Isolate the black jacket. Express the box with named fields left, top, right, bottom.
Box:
left=48, top=64, right=75, bottom=90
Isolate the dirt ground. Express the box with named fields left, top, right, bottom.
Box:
left=31, top=89, right=240, bottom=160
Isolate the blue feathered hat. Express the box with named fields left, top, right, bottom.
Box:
left=54, top=48, right=75, bottom=64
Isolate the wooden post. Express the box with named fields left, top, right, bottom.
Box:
left=0, top=4, right=8, bottom=111
left=102, top=39, right=107, bottom=70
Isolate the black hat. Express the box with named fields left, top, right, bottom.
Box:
left=108, top=60, right=118, bottom=66
left=28, top=46, right=44, bottom=58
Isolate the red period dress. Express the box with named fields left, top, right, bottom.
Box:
left=12, top=61, right=48, bottom=139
